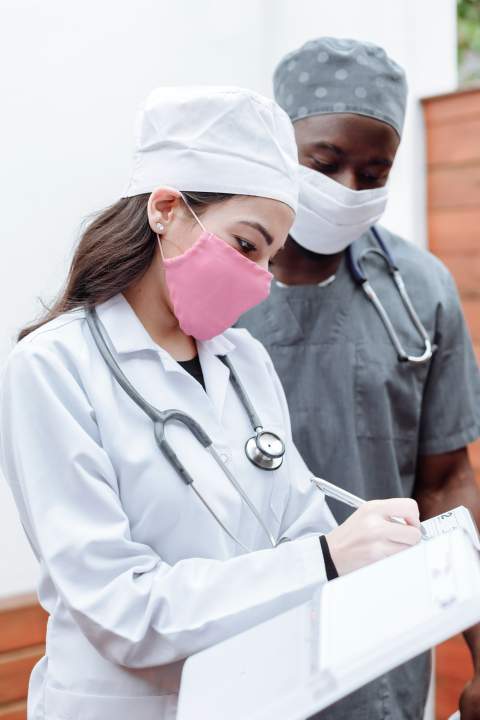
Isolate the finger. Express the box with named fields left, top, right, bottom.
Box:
left=384, top=520, right=422, bottom=546
left=374, top=498, right=420, bottom=527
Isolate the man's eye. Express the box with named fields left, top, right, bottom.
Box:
left=234, top=236, right=256, bottom=254
left=360, top=173, right=386, bottom=183
left=310, top=158, right=338, bottom=173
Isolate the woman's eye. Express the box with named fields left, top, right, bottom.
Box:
left=234, top=236, right=256, bottom=254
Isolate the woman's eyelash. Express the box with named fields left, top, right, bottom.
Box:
left=234, top=236, right=256, bottom=254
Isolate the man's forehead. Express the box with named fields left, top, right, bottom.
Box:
left=293, top=115, right=400, bottom=163
left=294, top=113, right=400, bottom=146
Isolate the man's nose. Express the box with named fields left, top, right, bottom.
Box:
left=333, top=168, right=359, bottom=190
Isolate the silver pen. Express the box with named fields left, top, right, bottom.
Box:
left=311, top=476, right=419, bottom=530
left=311, top=477, right=366, bottom=509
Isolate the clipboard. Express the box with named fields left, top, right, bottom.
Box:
left=177, top=529, right=480, bottom=720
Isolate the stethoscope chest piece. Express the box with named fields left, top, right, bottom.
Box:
left=245, top=429, right=285, bottom=471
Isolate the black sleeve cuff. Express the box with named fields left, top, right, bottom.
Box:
left=319, top=535, right=339, bottom=581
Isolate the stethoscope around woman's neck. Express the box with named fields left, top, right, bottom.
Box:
left=86, top=308, right=286, bottom=552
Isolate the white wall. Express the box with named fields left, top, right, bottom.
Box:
left=0, top=0, right=457, bottom=599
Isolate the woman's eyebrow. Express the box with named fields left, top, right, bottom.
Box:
left=237, top=221, right=273, bottom=246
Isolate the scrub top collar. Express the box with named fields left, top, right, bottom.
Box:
left=94, top=293, right=236, bottom=372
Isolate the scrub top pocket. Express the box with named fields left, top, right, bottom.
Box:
left=354, top=341, right=430, bottom=441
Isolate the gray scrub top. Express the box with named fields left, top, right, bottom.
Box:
left=238, top=225, right=480, bottom=720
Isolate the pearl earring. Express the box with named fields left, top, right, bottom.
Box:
left=156, top=222, right=164, bottom=233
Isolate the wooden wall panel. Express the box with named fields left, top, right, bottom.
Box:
left=0, top=595, right=47, bottom=654
left=435, top=635, right=472, bottom=720
left=0, top=647, right=44, bottom=705
left=426, top=117, right=480, bottom=165
left=433, top=256, right=480, bottom=298
left=0, top=596, right=46, bottom=720
left=428, top=164, right=480, bottom=209
left=470, top=439, right=480, bottom=473
left=422, top=87, right=480, bottom=720
left=428, top=208, right=480, bottom=256
left=463, top=300, right=480, bottom=341
left=0, top=701, right=27, bottom=720
left=423, top=87, right=480, bottom=125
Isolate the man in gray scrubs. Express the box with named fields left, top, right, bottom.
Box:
left=238, top=38, right=480, bottom=719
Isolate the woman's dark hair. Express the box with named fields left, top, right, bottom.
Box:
left=17, top=191, right=233, bottom=341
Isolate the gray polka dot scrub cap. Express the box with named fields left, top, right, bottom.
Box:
left=274, top=37, right=408, bottom=137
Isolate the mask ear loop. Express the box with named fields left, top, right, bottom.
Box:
left=157, top=233, right=166, bottom=261
left=157, top=191, right=208, bottom=261
left=178, top=191, right=207, bottom=232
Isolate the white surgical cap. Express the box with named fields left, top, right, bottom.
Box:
left=123, top=86, right=299, bottom=212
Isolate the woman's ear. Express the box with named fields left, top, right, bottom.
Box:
left=147, top=187, right=182, bottom=234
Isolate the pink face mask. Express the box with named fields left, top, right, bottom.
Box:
left=158, top=200, right=273, bottom=341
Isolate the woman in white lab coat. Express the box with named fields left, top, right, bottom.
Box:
left=0, top=86, right=421, bottom=720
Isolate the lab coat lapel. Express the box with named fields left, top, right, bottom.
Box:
left=197, top=335, right=235, bottom=423
left=95, top=293, right=189, bottom=375
left=94, top=294, right=240, bottom=425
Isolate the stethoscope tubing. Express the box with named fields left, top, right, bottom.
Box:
left=347, top=226, right=435, bottom=364
left=86, top=309, right=278, bottom=550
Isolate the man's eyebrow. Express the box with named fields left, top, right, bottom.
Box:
left=237, top=221, right=273, bottom=246
left=311, top=141, right=344, bottom=155
left=311, top=143, right=393, bottom=167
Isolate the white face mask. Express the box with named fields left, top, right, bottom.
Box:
left=290, top=165, right=389, bottom=255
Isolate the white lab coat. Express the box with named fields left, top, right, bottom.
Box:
left=0, top=293, right=336, bottom=720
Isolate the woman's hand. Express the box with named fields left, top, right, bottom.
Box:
left=326, top=498, right=422, bottom=575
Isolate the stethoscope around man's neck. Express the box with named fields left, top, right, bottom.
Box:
left=346, top=226, right=436, bottom=364
left=86, top=308, right=285, bottom=552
